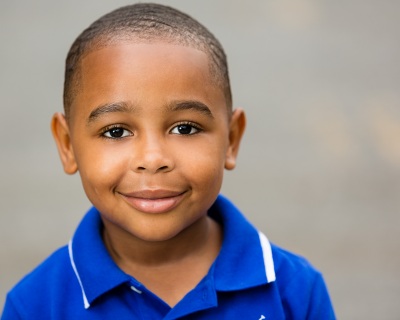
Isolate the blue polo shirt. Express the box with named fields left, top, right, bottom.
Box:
left=2, top=195, right=335, bottom=319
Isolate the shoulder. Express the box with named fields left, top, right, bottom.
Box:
left=3, top=245, right=80, bottom=319
left=271, top=244, right=336, bottom=319
left=10, top=245, right=72, bottom=291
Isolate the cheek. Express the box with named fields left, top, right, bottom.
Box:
left=182, top=143, right=226, bottom=189
left=75, top=144, right=128, bottom=194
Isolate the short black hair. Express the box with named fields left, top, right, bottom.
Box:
left=63, top=3, right=232, bottom=119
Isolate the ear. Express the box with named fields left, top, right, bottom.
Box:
left=51, top=113, right=78, bottom=174
left=225, top=108, right=246, bottom=170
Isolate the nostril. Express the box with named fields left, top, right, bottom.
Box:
left=135, top=165, right=169, bottom=172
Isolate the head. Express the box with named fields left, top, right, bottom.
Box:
left=63, top=2, right=232, bottom=121
left=52, top=3, right=245, bottom=243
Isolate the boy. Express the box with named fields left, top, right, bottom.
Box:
left=2, top=3, right=335, bottom=319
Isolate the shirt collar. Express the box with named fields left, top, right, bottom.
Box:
left=69, top=207, right=131, bottom=309
left=210, top=195, right=276, bottom=291
left=69, top=195, right=276, bottom=309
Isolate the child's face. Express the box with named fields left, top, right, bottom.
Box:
left=52, top=42, right=245, bottom=242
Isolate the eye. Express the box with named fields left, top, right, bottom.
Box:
left=102, top=126, right=132, bottom=139
left=170, top=123, right=201, bottom=135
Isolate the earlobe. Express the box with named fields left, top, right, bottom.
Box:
left=225, top=108, right=246, bottom=170
left=51, top=113, right=78, bottom=174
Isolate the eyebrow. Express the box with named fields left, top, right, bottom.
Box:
left=167, top=100, right=214, bottom=119
left=87, top=102, right=137, bottom=124
left=87, top=100, right=214, bottom=124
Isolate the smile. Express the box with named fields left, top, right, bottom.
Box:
left=119, top=189, right=187, bottom=214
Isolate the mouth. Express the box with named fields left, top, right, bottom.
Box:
left=118, top=189, right=187, bottom=214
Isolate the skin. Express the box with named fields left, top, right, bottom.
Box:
left=52, top=42, right=246, bottom=306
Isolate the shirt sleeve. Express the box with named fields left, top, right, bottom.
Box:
left=2, top=294, right=23, bottom=320
left=305, top=273, right=336, bottom=320
left=280, top=269, right=336, bottom=319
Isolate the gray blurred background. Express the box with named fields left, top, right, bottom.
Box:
left=1, top=1, right=399, bottom=318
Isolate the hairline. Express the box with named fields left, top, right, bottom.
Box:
left=66, top=35, right=232, bottom=121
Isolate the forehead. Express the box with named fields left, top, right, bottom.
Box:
left=70, top=42, right=227, bottom=120
left=81, top=42, right=212, bottom=89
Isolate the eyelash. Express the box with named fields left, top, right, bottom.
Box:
left=100, top=121, right=203, bottom=139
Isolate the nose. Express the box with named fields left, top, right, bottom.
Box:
left=131, top=134, right=174, bottom=174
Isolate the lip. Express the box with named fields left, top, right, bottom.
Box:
left=119, top=189, right=187, bottom=214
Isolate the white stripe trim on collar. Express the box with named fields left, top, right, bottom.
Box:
left=258, top=231, right=276, bottom=283
left=68, top=239, right=90, bottom=309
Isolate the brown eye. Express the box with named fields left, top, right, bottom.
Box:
left=103, top=127, right=131, bottom=138
left=177, top=125, right=192, bottom=134
left=171, top=123, right=200, bottom=135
